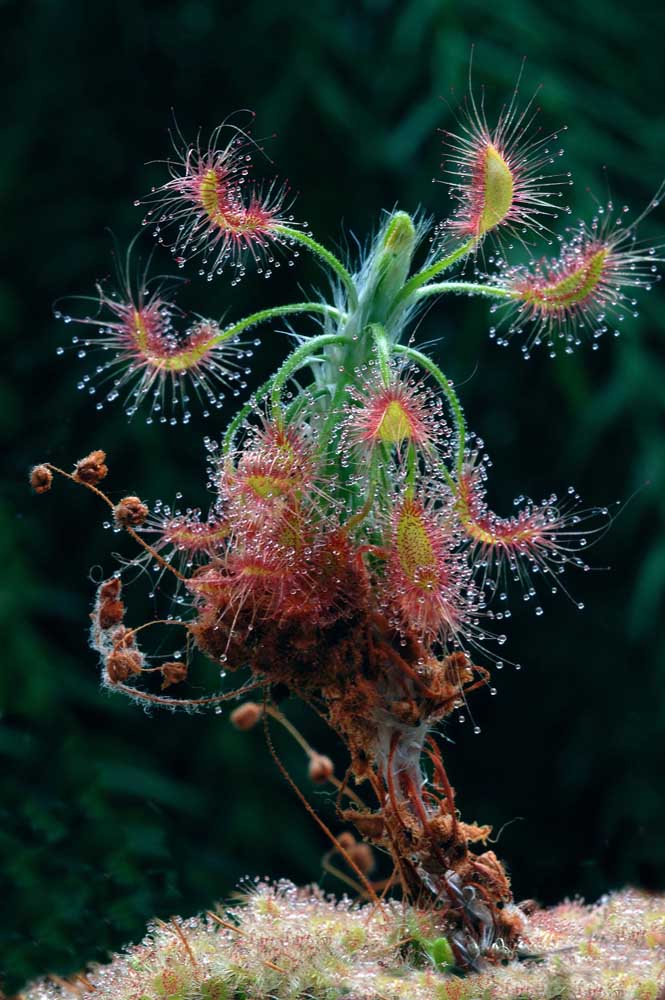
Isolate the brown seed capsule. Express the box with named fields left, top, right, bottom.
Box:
left=336, top=831, right=357, bottom=852
left=96, top=579, right=125, bottom=630
left=113, top=496, right=149, bottom=528
left=98, top=600, right=125, bottom=630
left=160, top=661, right=188, bottom=689
left=30, top=464, right=53, bottom=494
left=347, top=842, right=375, bottom=875
left=111, top=626, right=134, bottom=650
left=308, top=753, right=334, bottom=784
left=230, top=701, right=263, bottom=730
left=99, top=578, right=122, bottom=602
left=73, top=449, right=108, bottom=486
left=106, top=649, right=143, bottom=684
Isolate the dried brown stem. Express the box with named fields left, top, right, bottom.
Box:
left=45, top=463, right=187, bottom=582
left=262, top=702, right=382, bottom=906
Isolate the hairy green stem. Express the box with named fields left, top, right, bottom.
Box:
left=389, top=238, right=476, bottom=312
left=405, top=442, right=417, bottom=494
left=270, top=334, right=353, bottom=417
left=414, top=281, right=516, bottom=302
left=221, top=376, right=277, bottom=455
left=222, top=335, right=351, bottom=454
left=211, top=302, right=345, bottom=347
left=392, top=343, right=466, bottom=476
left=344, top=450, right=380, bottom=530
left=273, top=226, right=359, bottom=309
left=285, top=384, right=330, bottom=423
left=369, top=323, right=391, bottom=385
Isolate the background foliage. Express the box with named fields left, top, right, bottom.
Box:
left=2, top=0, right=664, bottom=990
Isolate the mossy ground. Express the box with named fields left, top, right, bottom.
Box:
left=22, top=883, right=665, bottom=1000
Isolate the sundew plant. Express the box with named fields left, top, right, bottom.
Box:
left=32, top=73, right=662, bottom=973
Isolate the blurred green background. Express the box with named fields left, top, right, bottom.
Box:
left=2, top=0, right=664, bottom=990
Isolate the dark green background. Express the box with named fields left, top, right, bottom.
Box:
left=2, top=0, right=664, bottom=990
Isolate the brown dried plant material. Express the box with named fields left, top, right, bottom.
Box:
left=99, top=578, right=122, bottom=602
left=340, top=811, right=385, bottom=841
left=30, top=464, right=53, bottom=493
left=97, top=578, right=125, bottom=630
left=106, top=649, right=143, bottom=684
left=113, top=496, right=149, bottom=528
left=73, top=449, right=108, bottom=485
left=186, top=590, right=523, bottom=957
left=230, top=702, right=264, bottom=730
left=160, top=661, right=188, bottom=689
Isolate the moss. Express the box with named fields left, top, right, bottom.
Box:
left=23, top=883, right=665, bottom=1000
